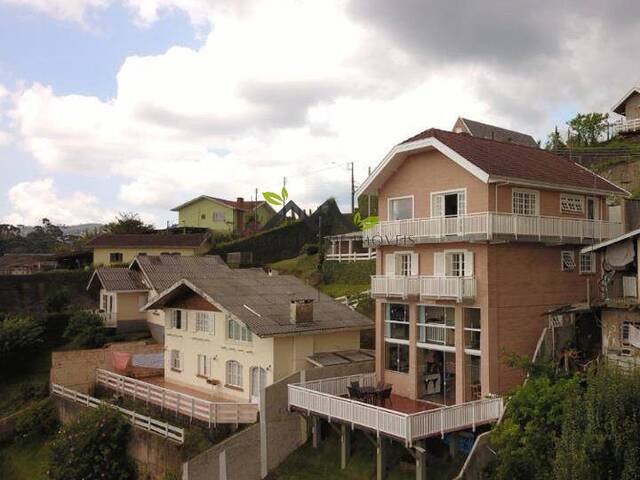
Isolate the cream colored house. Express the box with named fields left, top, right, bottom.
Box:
left=144, top=270, right=373, bottom=402
left=612, top=86, right=640, bottom=135
left=87, top=255, right=230, bottom=337
left=87, top=232, right=210, bottom=266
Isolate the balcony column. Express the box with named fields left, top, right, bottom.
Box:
left=375, top=300, right=385, bottom=384
left=455, top=305, right=466, bottom=404
left=409, top=301, right=419, bottom=400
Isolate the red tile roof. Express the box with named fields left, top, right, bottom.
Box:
left=86, top=233, right=209, bottom=249
left=401, top=128, right=625, bottom=194
left=209, top=197, right=266, bottom=211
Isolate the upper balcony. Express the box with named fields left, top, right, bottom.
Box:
left=363, top=212, right=624, bottom=247
left=613, top=118, right=640, bottom=135
left=371, top=275, right=476, bottom=302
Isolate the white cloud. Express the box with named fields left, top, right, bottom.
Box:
left=3, top=178, right=116, bottom=225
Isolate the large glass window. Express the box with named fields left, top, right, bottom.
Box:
left=418, top=348, right=456, bottom=405
left=417, top=305, right=455, bottom=347
left=465, top=354, right=481, bottom=401
left=385, top=342, right=409, bottom=373
left=512, top=190, right=538, bottom=216
left=464, top=308, right=481, bottom=352
left=389, top=197, right=413, bottom=221
left=384, top=304, right=410, bottom=341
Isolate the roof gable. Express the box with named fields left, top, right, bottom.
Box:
left=87, top=267, right=148, bottom=292
left=612, top=87, right=640, bottom=116
left=357, top=128, right=627, bottom=197
left=456, top=117, right=539, bottom=148
left=171, top=195, right=268, bottom=212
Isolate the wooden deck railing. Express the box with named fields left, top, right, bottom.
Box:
left=96, top=369, right=258, bottom=426
left=288, top=373, right=504, bottom=446
left=51, top=383, right=185, bottom=443
left=363, top=212, right=623, bottom=246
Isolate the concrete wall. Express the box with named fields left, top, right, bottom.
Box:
left=50, top=341, right=162, bottom=393
left=183, top=361, right=374, bottom=480
left=53, top=396, right=182, bottom=480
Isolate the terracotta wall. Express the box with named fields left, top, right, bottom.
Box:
left=377, top=150, right=489, bottom=220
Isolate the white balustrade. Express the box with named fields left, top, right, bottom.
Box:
left=371, top=275, right=476, bottom=301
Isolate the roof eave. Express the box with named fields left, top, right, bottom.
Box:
left=611, top=87, right=640, bottom=115
left=488, top=175, right=629, bottom=197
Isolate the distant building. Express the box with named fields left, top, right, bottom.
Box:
left=452, top=117, right=539, bottom=148
left=612, top=86, right=640, bottom=135
left=0, top=253, right=57, bottom=275
left=171, top=196, right=276, bottom=234
left=86, top=232, right=210, bottom=266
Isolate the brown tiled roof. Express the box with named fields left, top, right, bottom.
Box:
left=458, top=118, right=538, bottom=148
left=87, top=233, right=209, bottom=249
left=132, top=254, right=230, bottom=292
left=401, top=128, right=625, bottom=193
left=210, top=197, right=266, bottom=211
left=88, top=267, right=147, bottom=291
left=146, top=270, right=373, bottom=337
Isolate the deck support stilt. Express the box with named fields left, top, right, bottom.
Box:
left=340, top=424, right=351, bottom=469
left=415, top=440, right=427, bottom=480
left=449, top=432, right=458, bottom=458
left=376, top=436, right=387, bottom=480
left=311, top=416, right=320, bottom=449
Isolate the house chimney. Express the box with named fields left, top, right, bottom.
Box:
left=290, top=299, right=314, bottom=324
left=237, top=197, right=244, bottom=208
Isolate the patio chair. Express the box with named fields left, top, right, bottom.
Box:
left=378, top=386, right=392, bottom=407
left=347, top=385, right=363, bottom=400
left=350, top=380, right=360, bottom=389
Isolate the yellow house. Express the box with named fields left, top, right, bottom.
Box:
left=144, top=270, right=373, bottom=402
left=87, top=233, right=210, bottom=266
left=171, top=196, right=276, bottom=234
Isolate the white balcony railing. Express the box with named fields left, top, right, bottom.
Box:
left=371, top=275, right=476, bottom=301
left=287, top=373, right=504, bottom=445
left=613, top=118, right=640, bottom=135
left=363, top=212, right=623, bottom=246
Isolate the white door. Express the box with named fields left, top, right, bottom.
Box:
left=585, top=197, right=599, bottom=238
left=250, top=367, right=267, bottom=403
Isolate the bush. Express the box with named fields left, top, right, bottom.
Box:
left=17, top=381, right=49, bottom=402
left=49, top=405, right=135, bottom=480
left=321, top=259, right=375, bottom=284
left=45, top=287, right=71, bottom=313
left=15, top=398, right=59, bottom=443
left=45, top=312, right=71, bottom=342
left=301, top=243, right=319, bottom=255
left=63, top=311, right=108, bottom=349
left=0, top=315, right=45, bottom=369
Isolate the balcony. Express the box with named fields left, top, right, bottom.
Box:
left=371, top=275, right=477, bottom=301
left=363, top=212, right=624, bottom=246
left=287, top=372, right=503, bottom=445
left=613, top=118, right=640, bottom=135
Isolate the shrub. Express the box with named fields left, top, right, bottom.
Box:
left=301, top=243, right=319, bottom=255
left=15, top=398, right=59, bottom=443
left=63, top=311, right=108, bottom=349
left=0, top=315, right=45, bottom=368
left=49, top=405, right=135, bottom=480
left=18, top=381, right=49, bottom=402
left=45, top=287, right=71, bottom=313
left=321, top=259, right=375, bottom=284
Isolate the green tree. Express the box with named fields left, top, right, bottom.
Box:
left=49, top=405, right=135, bottom=480
left=45, top=287, right=71, bottom=313
left=63, top=311, right=108, bottom=348
left=567, top=112, right=609, bottom=147
left=0, top=315, right=45, bottom=370
left=15, top=399, right=59, bottom=443
left=103, top=212, right=154, bottom=234
left=544, top=128, right=567, bottom=151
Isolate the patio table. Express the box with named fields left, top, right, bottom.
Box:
left=359, top=383, right=393, bottom=406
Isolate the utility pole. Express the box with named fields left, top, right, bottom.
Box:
left=349, top=162, right=355, bottom=214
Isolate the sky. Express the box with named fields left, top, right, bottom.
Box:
left=0, top=0, right=639, bottom=227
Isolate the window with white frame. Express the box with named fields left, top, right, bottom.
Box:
left=579, top=252, right=596, bottom=274
left=227, top=316, right=252, bottom=342
left=109, top=252, right=123, bottom=263
left=560, top=194, right=584, bottom=214
left=464, top=308, right=481, bottom=353
left=195, top=311, right=214, bottom=334
left=226, top=360, right=243, bottom=387
left=389, top=197, right=413, bottom=221
left=446, top=252, right=465, bottom=277
left=561, top=251, right=576, bottom=271
left=512, top=189, right=538, bottom=216
left=170, top=349, right=182, bottom=370
left=384, top=303, right=410, bottom=341
left=170, top=309, right=184, bottom=329
left=417, top=305, right=455, bottom=347
left=397, top=253, right=412, bottom=276
left=213, top=212, right=225, bottom=222
left=197, top=354, right=209, bottom=377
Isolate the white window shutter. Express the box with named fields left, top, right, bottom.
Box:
left=432, top=194, right=444, bottom=217
left=411, top=253, right=419, bottom=276
left=458, top=191, right=466, bottom=214
left=464, top=251, right=474, bottom=276
left=184, top=311, right=188, bottom=331
left=434, top=252, right=445, bottom=276
left=385, top=253, right=396, bottom=275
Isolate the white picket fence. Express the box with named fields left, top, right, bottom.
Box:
left=363, top=212, right=623, bottom=245
left=96, top=369, right=259, bottom=426
left=288, top=373, right=504, bottom=446
left=51, top=383, right=185, bottom=443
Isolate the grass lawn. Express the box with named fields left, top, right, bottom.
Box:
left=318, top=283, right=369, bottom=298
left=270, top=254, right=320, bottom=280
left=0, top=439, right=51, bottom=480
left=268, top=429, right=464, bottom=480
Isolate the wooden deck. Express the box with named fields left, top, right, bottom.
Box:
left=143, top=375, right=237, bottom=403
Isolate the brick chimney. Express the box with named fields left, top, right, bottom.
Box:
left=236, top=197, right=245, bottom=209
left=290, top=299, right=314, bottom=325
